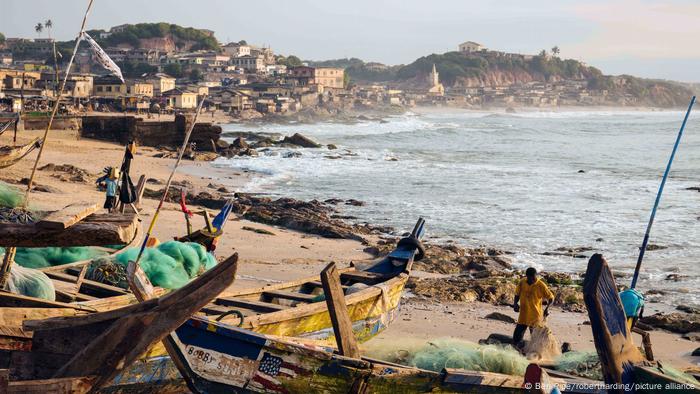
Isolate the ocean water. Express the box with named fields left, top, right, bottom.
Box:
left=216, top=108, right=700, bottom=310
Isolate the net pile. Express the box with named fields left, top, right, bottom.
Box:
left=0, top=181, right=23, bottom=208
left=365, top=338, right=530, bottom=376
left=107, top=241, right=217, bottom=289
left=524, top=321, right=561, bottom=361
left=553, top=351, right=602, bottom=380
left=13, top=247, right=109, bottom=269
left=5, top=264, right=56, bottom=301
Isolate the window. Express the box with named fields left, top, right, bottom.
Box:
left=106, top=86, right=112, bottom=92
left=97, top=86, right=103, bottom=92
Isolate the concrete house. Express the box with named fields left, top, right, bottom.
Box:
left=163, top=88, right=198, bottom=109
left=458, top=41, right=484, bottom=53
left=145, top=73, right=176, bottom=96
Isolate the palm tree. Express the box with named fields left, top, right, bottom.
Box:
left=34, top=22, right=43, bottom=37
left=551, top=46, right=560, bottom=57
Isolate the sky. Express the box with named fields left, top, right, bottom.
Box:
left=1, top=0, right=699, bottom=82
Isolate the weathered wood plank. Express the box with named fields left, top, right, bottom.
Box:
left=340, top=270, right=390, bottom=285
left=263, top=290, right=317, bottom=303
left=216, top=297, right=289, bottom=312
left=321, top=262, right=360, bottom=358
left=0, top=292, right=95, bottom=311
left=0, top=213, right=139, bottom=247
left=43, top=272, right=128, bottom=296
left=35, top=203, right=98, bottom=231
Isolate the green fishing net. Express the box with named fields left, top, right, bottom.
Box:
left=553, top=351, right=602, bottom=380
left=365, top=338, right=530, bottom=376
left=6, top=264, right=55, bottom=301
left=11, top=247, right=109, bottom=269
left=111, top=241, right=217, bottom=289
left=0, top=181, right=23, bottom=208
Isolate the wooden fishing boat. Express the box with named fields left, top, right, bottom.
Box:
left=1, top=217, right=427, bottom=353
left=583, top=254, right=699, bottom=393
left=0, top=138, right=41, bottom=169
left=146, top=314, right=599, bottom=394
left=0, top=252, right=238, bottom=392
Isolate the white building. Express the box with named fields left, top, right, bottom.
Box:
left=458, top=41, right=484, bottom=53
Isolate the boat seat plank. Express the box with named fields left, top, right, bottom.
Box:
left=200, top=304, right=259, bottom=318
left=263, top=290, right=317, bottom=303
left=215, top=297, right=290, bottom=312
left=44, top=272, right=128, bottom=296
left=340, top=271, right=391, bottom=285
left=305, top=281, right=349, bottom=291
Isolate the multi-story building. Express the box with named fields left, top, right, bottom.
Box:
left=230, top=55, right=265, bottom=73
left=162, top=88, right=198, bottom=109
left=289, top=66, right=345, bottom=89
left=222, top=42, right=251, bottom=58
left=145, top=73, right=176, bottom=96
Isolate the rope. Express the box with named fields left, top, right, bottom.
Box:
left=22, top=0, right=95, bottom=208
left=133, top=98, right=207, bottom=266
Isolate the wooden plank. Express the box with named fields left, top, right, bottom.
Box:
left=8, top=376, right=95, bottom=394
left=263, top=290, right=317, bottom=303
left=340, top=271, right=390, bottom=285
left=35, top=203, right=98, bottom=231
left=216, top=297, right=289, bottom=312
left=0, top=213, right=139, bottom=247
left=321, top=262, right=360, bottom=358
left=306, top=280, right=349, bottom=291
left=0, top=291, right=95, bottom=311
left=43, top=272, right=128, bottom=296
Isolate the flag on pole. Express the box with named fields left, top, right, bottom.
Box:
left=80, top=31, right=124, bottom=82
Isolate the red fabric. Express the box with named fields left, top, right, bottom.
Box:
left=180, top=190, right=193, bottom=217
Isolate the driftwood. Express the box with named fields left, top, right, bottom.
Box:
left=0, top=213, right=139, bottom=247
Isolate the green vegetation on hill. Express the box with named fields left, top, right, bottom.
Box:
left=396, top=51, right=596, bottom=85
left=0, top=32, right=5, bottom=44
left=87, top=23, right=219, bottom=51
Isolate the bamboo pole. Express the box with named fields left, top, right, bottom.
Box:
left=631, top=96, right=695, bottom=289
left=133, top=97, right=207, bottom=266
left=22, top=0, right=95, bottom=207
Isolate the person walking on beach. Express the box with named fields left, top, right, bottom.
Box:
left=96, top=167, right=119, bottom=213
left=512, top=267, right=554, bottom=348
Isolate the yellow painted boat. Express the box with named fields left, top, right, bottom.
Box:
left=0, top=138, right=41, bottom=169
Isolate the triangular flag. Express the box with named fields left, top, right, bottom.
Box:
left=80, top=31, right=124, bottom=82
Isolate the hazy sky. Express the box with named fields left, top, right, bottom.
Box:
left=2, top=0, right=699, bottom=82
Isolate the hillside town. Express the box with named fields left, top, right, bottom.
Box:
left=0, top=25, right=694, bottom=122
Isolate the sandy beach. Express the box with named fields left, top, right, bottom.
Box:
left=2, top=128, right=698, bottom=370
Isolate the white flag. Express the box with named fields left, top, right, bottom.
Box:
left=80, top=32, right=124, bottom=82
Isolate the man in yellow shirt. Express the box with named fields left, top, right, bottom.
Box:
left=512, top=267, right=555, bottom=347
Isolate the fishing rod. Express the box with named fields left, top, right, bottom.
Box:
left=631, top=95, right=696, bottom=289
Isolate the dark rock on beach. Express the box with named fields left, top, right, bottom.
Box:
left=640, top=312, right=700, bottom=334
left=39, top=163, right=92, bottom=183
left=281, top=133, right=321, bottom=148
left=484, top=312, right=516, bottom=324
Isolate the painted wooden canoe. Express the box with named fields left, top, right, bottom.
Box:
left=0, top=138, right=41, bottom=169
left=0, top=252, right=238, bottom=391
left=583, top=254, right=699, bottom=393
left=153, top=314, right=600, bottom=394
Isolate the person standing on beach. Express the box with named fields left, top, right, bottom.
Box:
left=512, top=267, right=555, bottom=348
left=96, top=167, right=119, bottom=213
